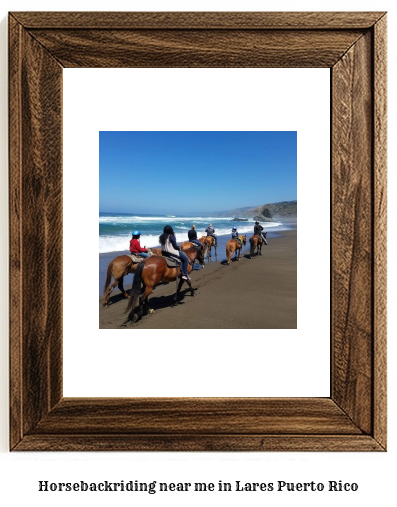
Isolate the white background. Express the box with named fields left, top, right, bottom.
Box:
left=63, top=68, right=330, bottom=397
left=0, top=1, right=395, bottom=507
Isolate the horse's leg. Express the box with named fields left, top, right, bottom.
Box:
left=172, top=277, right=184, bottom=306
left=143, top=289, right=155, bottom=315
left=140, top=279, right=156, bottom=315
left=133, top=284, right=154, bottom=322
left=145, top=296, right=155, bottom=314
left=186, top=275, right=195, bottom=296
left=117, top=276, right=129, bottom=299
left=104, top=278, right=119, bottom=307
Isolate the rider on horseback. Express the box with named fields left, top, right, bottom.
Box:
left=205, top=224, right=218, bottom=246
left=160, top=225, right=190, bottom=280
left=188, top=224, right=203, bottom=248
left=130, top=230, right=149, bottom=258
left=232, top=227, right=242, bottom=245
left=254, top=221, right=268, bottom=244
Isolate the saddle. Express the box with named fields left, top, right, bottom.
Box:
left=129, top=254, right=145, bottom=263
left=163, top=256, right=181, bottom=268
left=129, top=249, right=154, bottom=264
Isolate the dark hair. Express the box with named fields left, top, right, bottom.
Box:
left=159, top=225, right=174, bottom=245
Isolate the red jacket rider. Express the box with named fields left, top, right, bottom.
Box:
left=129, top=231, right=148, bottom=255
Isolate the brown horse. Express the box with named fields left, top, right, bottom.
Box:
left=180, top=241, right=206, bottom=265
left=249, top=232, right=267, bottom=258
left=126, top=245, right=205, bottom=323
left=225, top=235, right=247, bottom=265
left=102, top=248, right=161, bottom=307
left=199, top=235, right=217, bottom=261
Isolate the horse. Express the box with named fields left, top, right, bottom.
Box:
left=199, top=235, right=217, bottom=261
left=225, top=235, right=247, bottom=265
left=102, top=248, right=161, bottom=308
left=126, top=245, right=205, bottom=323
left=249, top=232, right=267, bottom=258
left=180, top=241, right=206, bottom=269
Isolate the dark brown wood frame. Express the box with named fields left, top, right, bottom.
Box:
left=9, top=12, right=387, bottom=451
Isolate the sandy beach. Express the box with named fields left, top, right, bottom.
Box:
left=99, top=229, right=296, bottom=329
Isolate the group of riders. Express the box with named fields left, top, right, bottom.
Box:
left=129, top=220, right=268, bottom=280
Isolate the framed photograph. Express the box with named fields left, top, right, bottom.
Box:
left=9, top=11, right=386, bottom=451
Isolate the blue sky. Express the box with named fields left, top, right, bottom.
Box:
left=99, top=131, right=296, bottom=214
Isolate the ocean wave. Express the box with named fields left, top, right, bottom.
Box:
left=99, top=232, right=201, bottom=253
left=194, top=222, right=283, bottom=238
left=99, top=215, right=234, bottom=224
left=99, top=222, right=285, bottom=253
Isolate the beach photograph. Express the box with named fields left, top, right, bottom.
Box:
left=99, top=131, right=297, bottom=329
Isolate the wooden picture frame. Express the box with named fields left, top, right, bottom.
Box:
left=9, top=11, right=387, bottom=451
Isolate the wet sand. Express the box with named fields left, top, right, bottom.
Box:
left=99, top=230, right=297, bottom=329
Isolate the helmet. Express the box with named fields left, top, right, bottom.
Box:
left=255, top=221, right=259, bottom=224
left=132, top=230, right=141, bottom=236
left=232, top=227, right=237, bottom=231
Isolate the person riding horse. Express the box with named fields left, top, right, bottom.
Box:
left=205, top=224, right=218, bottom=246
left=254, top=221, right=268, bottom=245
left=231, top=227, right=242, bottom=245
left=160, top=225, right=190, bottom=280
left=188, top=224, right=203, bottom=248
left=130, top=230, right=149, bottom=258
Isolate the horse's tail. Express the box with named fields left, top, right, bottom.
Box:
left=226, top=243, right=231, bottom=264
left=249, top=236, right=255, bottom=256
left=126, top=261, right=145, bottom=315
left=103, top=260, right=114, bottom=296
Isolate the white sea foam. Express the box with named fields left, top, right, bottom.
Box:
left=194, top=222, right=284, bottom=238
left=99, top=232, right=198, bottom=253
left=99, top=215, right=234, bottom=224
left=99, top=221, right=285, bottom=253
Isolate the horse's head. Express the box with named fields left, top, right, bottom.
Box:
left=240, top=235, right=247, bottom=246
left=195, top=245, right=205, bottom=266
left=185, top=245, right=205, bottom=267
left=198, top=237, right=208, bottom=255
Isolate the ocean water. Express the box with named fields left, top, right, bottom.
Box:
left=99, top=212, right=293, bottom=253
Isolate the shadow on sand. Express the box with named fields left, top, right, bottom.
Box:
left=118, top=286, right=198, bottom=328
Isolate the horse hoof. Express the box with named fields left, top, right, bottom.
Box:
left=148, top=308, right=155, bottom=314
left=132, top=313, right=139, bottom=323
left=104, top=304, right=108, bottom=309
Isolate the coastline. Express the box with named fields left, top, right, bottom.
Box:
left=99, top=227, right=295, bottom=295
left=99, top=229, right=297, bottom=329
